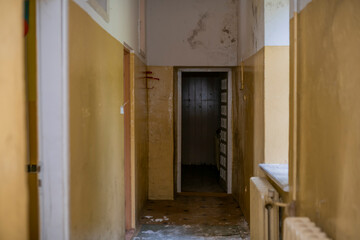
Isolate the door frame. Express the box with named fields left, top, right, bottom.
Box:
left=123, top=48, right=132, bottom=230
left=36, top=0, right=69, bottom=239
left=177, top=68, right=233, bottom=194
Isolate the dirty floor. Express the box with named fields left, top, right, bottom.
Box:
left=182, top=165, right=225, bottom=193
left=132, top=193, right=250, bottom=239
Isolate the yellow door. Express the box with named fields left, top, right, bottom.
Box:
left=0, top=0, right=29, bottom=239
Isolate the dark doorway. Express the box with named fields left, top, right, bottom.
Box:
left=181, top=72, right=227, bottom=193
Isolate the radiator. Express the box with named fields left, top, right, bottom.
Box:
left=250, top=177, right=279, bottom=240
left=283, top=217, right=331, bottom=240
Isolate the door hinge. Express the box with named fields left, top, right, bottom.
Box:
left=27, top=164, right=41, bottom=173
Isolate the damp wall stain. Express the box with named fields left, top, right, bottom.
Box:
left=187, top=12, right=208, bottom=49
left=147, top=0, right=237, bottom=66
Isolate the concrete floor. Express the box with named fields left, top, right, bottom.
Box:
left=132, top=194, right=250, bottom=239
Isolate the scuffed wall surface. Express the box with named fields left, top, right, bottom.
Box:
left=132, top=54, right=149, bottom=225
left=293, top=0, right=360, bottom=238
left=232, top=49, right=265, bottom=222
left=147, top=66, right=174, bottom=200
left=69, top=2, right=125, bottom=239
left=147, top=0, right=237, bottom=66
left=0, top=1, right=28, bottom=239
left=232, top=66, right=247, bottom=221
left=264, top=46, right=289, bottom=164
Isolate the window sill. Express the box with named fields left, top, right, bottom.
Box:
left=259, top=163, right=289, bottom=193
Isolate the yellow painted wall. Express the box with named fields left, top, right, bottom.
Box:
left=131, top=54, right=149, bottom=226
left=289, top=12, right=297, bottom=203
left=69, top=2, right=125, bottom=238
left=0, top=0, right=28, bottom=239
left=147, top=66, right=174, bottom=200
left=232, top=49, right=264, bottom=222
left=291, top=0, right=360, bottom=238
left=232, top=45, right=289, bottom=222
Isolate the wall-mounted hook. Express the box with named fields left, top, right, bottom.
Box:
left=144, top=71, right=160, bottom=89
left=145, top=76, right=160, bottom=80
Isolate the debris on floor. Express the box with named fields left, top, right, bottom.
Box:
left=134, top=194, right=250, bottom=239
left=133, top=224, right=250, bottom=240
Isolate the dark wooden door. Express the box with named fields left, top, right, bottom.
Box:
left=181, top=72, right=222, bottom=166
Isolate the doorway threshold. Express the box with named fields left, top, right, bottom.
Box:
left=177, top=192, right=230, bottom=197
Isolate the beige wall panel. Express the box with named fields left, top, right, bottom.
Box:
left=293, top=0, right=360, bottom=238
left=69, top=2, right=125, bottom=239
left=147, top=66, right=174, bottom=200
left=264, top=46, right=289, bottom=164
left=289, top=15, right=296, bottom=199
left=0, top=1, right=28, bottom=239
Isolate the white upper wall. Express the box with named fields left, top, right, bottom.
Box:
left=238, top=0, right=265, bottom=61
left=146, top=0, right=237, bottom=66
left=290, top=0, right=312, bottom=18
left=265, top=0, right=289, bottom=46
left=73, top=0, right=141, bottom=54
left=238, top=0, right=289, bottom=61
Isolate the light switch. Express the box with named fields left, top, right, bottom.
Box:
left=120, top=106, right=124, bottom=114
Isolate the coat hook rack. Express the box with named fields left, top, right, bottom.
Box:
left=143, top=71, right=160, bottom=89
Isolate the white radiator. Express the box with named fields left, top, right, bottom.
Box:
left=283, top=217, right=331, bottom=240
left=250, top=177, right=279, bottom=240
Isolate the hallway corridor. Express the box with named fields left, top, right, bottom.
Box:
left=2, top=0, right=360, bottom=239
left=133, top=194, right=249, bottom=239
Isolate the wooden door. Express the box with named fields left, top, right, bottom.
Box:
left=181, top=73, right=221, bottom=167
